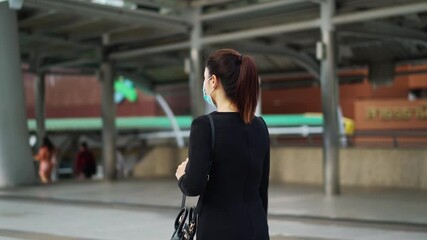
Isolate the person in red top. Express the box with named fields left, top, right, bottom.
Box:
left=74, top=142, right=96, bottom=179
left=34, top=137, right=56, bottom=184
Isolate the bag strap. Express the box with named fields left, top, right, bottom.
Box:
left=181, top=193, right=186, bottom=209
left=180, top=114, right=215, bottom=209
left=207, top=114, right=215, bottom=155
left=195, top=114, right=215, bottom=214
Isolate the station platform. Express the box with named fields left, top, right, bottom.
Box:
left=1, top=179, right=427, bottom=225
left=1, top=179, right=427, bottom=240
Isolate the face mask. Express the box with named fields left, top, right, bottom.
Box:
left=203, top=78, right=216, bottom=108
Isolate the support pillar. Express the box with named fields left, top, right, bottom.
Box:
left=100, top=60, right=117, bottom=180
left=34, top=72, right=46, bottom=148
left=189, top=7, right=205, bottom=117
left=0, top=2, right=37, bottom=186
left=256, top=77, right=262, bottom=116
left=320, top=0, right=340, bottom=195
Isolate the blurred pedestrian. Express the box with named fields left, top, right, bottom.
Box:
left=74, top=142, right=97, bottom=179
left=34, top=137, right=56, bottom=184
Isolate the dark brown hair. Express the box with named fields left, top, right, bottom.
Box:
left=42, top=136, right=55, bottom=151
left=206, top=49, right=259, bottom=124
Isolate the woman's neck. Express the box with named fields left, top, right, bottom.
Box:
left=212, top=87, right=238, bottom=112
left=216, top=100, right=238, bottom=112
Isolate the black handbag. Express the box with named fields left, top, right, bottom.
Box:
left=171, top=201, right=197, bottom=240
left=171, top=114, right=215, bottom=240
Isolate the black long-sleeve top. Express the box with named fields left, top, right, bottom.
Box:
left=179, top=111, right=270, bottom=240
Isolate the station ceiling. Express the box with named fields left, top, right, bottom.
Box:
left=17, top=0, right=427, bottom=89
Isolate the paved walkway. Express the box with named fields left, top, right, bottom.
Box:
left=1, top=179, right=427, bottom=240
left=1, top=179, right=426, bottom=225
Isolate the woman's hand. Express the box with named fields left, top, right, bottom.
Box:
left=175, top=158, right=188, bottom=180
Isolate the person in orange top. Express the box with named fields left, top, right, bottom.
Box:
left=34, top=137, right=56, bottom=184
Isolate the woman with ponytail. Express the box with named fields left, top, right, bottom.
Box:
left=175, top=49, right=270, bottom=240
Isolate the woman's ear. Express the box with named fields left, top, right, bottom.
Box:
left=211, top=75, right=218, bottom=89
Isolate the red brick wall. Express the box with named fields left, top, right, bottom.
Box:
left=24, top=73, right=36, bottom=118
left=262, top=75, right=414, bottom=119
left=23, top=67, right=427, bottom=121
left=24, top=74, right=158, bottom=118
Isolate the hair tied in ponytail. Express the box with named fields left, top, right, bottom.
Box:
left=206, top=49, right=258, bottom=124
left=239, top=54, right=243, bottom=64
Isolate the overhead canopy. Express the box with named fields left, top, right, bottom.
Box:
left=18, top=0, right=427, bottom=88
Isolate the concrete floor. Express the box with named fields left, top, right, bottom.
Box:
left=1, top=179, right=427, bottom=240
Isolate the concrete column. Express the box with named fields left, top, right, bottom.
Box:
left=100, top=61, right=117, bottom=180
left=0, top=2, right=37, bottom=186
left=34, top=72, right=46, bottom=148
left=255, top=77, right=262, bottom=116
left=189, top=7, right=205, bottom=118
left=320, top=0, right=340, bottom=195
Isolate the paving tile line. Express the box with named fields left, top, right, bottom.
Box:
left=1, top=194, right=427, bottom=233
left=0, top=228, right=101, bottom=240
left=268, top=214, right=427, bottom=233
left=270, top=237, right=342, bottom=240
left=0, top=228, right=334, bottom=240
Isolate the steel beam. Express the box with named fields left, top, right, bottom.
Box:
left=202, top=1, right=427, bottom=45
left=340, top=31, right=427, bottom=48
left=47, top=17, right=102, bottom=33
left=18, top=9, right=57, bottom=26
left=22, top=47, right=86, bottom=60
left=232, top=41, right=320, bottom=78
left=24, top=0, right=190, bottom=31
left=201, top=0, right=314, bottom=21
left=108, top=28, right=183, bottom=46
left=125, top=0, right=161, bottom=8
left=108, top=19, right=319, bottom=59
left=202, top=19, right=321, bottom=45
left=26, top=70, right=95, bottom=76
left=332, top=2, right=427, bottom=25
left=107, top=2, right=427, bottom=60
left=192, top=0, right=239, bottom=8
left=340, top=21, right=427, bottom=47
left=19, top=32, right=96, bottom=49
left=320, top=0, right=340, bottom=196
left=201, top=2, right=427, bottom=45
left=69, top=23, right=142, bottom=42
left=40, top=59, right=98, bottom=71
left=110, top=42, right=190, bottom=60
